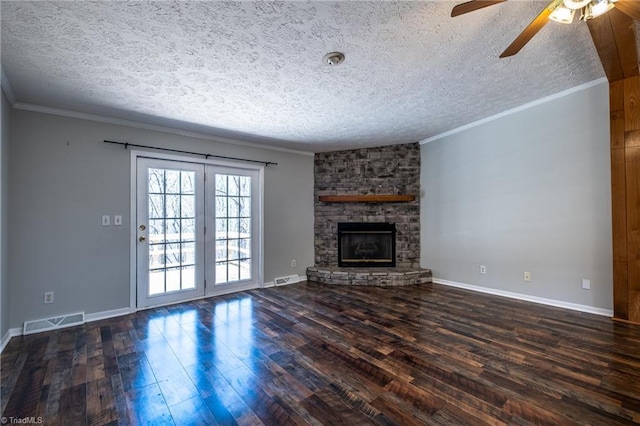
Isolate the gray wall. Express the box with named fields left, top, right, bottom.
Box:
left=1, top=91, right=9, bottom=338
left=420, top=81, right=613, bottom=310
left=9, top=110, right=314, bottom=328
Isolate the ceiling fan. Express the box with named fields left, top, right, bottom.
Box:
left=451, top=0, right=640, bottom=58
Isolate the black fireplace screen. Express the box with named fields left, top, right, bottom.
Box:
left=338, top=222, right=396, bottom=267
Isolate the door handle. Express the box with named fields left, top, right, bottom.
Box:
left=139, top=236, right=146, bottom=242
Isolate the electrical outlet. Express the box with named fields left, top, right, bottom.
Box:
left=44, top=291, right=54, bottom=304
left=479, top=265, right=486, bottom=275
left=582, top=278, right=591, bottom=290
left=524, top=271, right=532, bottom=282
left=291, top=259, right=297, bottom=268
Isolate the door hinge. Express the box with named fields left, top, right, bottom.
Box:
left=204, top=226, right=207, bottom=235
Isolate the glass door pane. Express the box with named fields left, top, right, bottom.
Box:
left=148, top=168, right=197, bottom=294
left=137, top=158, right=205, bottom=308
left=214, top=174, right=252, bottom=284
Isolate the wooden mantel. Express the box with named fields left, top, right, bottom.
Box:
left=318, top=195, right=415, bottom=203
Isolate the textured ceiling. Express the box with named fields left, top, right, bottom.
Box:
left=0, top=1, right=634, bottom=152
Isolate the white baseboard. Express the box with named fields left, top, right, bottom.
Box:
left=1, top=279, right=612, bottom=352
left=0, top=307, right=133, bottom=354
left=0, top=330, right=8, bottom=352
left=0, top=280, right=301, bottom=353
left=263, top=278, right=302, bottom=288
left=433, top=278, right=613, bottom=317
left=207, top=281, right=261, bottom=297
left=85, top=307, right=132, bottom=323
left=1, top=327, right=22, bottom=353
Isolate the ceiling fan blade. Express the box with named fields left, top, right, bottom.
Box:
left=499, top=2, right=555, bottom=58
left=451, top=0, right=506, bottom=17
left=614, top=0, right=640, bottom=22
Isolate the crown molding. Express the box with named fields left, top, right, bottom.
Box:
left=420, top=77, right=608, bottom=145
left=1, top=69, right=16, bottom=106
left=13, top=102, right=315, bottom=157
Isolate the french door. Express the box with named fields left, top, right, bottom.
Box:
left=205, top=166, right=261, bottom=296
left=136, top=156, right=262, bottom=309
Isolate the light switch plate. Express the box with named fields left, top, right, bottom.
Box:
left=102, top=215, right=110, bottom=226
left=114, top=215, right=122, bottom=226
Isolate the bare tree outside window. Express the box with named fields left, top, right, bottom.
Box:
left=215, top=174, right=252, bottom=284
left=147, top=168, right=197, bottom=295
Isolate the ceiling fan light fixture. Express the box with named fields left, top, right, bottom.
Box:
left=563, top=0, right=591, bottom=9
left=550, top=5, right=576, bottom=24
left=590, top=0, right=615, bottom=17
left=580, top=4, right=593, bottom=20
left=580, top=0, right=615, bottom=20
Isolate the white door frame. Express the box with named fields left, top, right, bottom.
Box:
left=129, top=150, right=265, bottom=312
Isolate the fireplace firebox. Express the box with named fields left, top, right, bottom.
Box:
left=338, top=222, right=396, bottom=267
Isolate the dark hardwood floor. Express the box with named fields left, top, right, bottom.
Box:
left=2, top=281, right=640, bottom=425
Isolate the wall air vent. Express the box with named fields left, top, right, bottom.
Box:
left=23, top=312, right=85, bottom=335
left=274, top=275, right=300, bottom=286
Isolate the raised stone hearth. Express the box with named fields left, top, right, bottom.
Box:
left=306, top=266, right=432, bottom=287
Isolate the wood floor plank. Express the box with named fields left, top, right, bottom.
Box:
left=0, top=351, right=27, bottom=414
left=168, top=396, right=219, bottom=426
left=86, top=377, right=118, bottom=426
left=2, top=281, right=640, bottom=424
left=300, top=389, right=379, bottom=426
left=370, top=390, right=433, bottom=425
left=55, top=383, right=87, bottom=425
left=189, top=361, right=262, bottom=425
left=2, top=335, right=49, bottom=418
left=117, top=352, right=156, bottom=392
left=124, top=382, right=173, bottom=425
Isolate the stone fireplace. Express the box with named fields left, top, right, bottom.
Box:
left=313, top=143, right=421, bottom=267
left=307, top=143, right=432, bottom=286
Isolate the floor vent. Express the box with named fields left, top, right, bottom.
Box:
left=274, top=275, right=300, bottom=286
left=23, top=312, right=85, bottom=335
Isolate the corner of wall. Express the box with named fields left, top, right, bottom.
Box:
left=0, top=89, right=11, bottom=340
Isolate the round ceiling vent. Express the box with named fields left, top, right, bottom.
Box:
left=323, top=52, right=345, bottom=66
